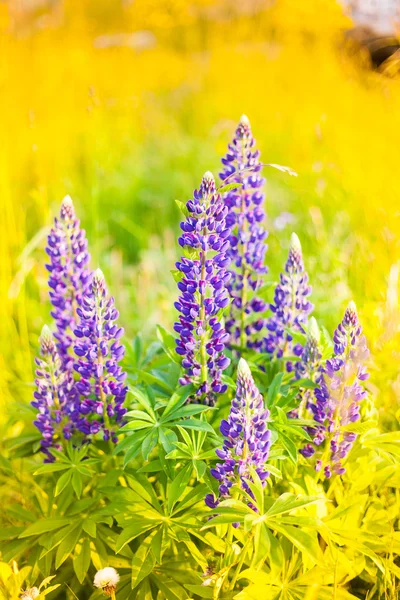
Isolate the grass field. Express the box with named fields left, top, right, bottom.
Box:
left=2, top=0, right=399, bottom=430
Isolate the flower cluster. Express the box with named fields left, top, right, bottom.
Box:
left=73, top=269, right=127, bottom=441
left=220, top=115, right=268, bottom=351
left=46, top=195, right=91, bottom=369
left=174, top=172, right=232, bottom=405
left=302, top=302, right=369, bottom=477
left=32, top=325, right=71, bottom=461
left=265, top=233, right=313, bottom=369
left=205, top=358, right=271, bottom=511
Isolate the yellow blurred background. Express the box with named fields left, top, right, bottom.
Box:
left=1, top=0, right=400, bottom=428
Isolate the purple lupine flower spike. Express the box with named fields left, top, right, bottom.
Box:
left=174, top=172, right=232, bottom=405
left=32, top=326, right=68, bottom=461
left=302, top=302, right=370, bottom=477
left=73, top=269, right=127, bottom=442
left=220, top=115, right=268, bottom=351
left=205, top=358, right=271, bottom=512
left=46, top=195, right=91, bottom=370
left=265, top=233, right=313, bottom=370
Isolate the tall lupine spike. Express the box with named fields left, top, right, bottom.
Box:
left=46, top=195, right=91, bottom=369
left=290, top=317, right=323, bottom=418
left=174, top=172, right=232, bottom=405
left=295, top=317, right=322, bottom=381
left=205, top=358, right=271, bottom=512
left=32, top=325, right=70, bottom=461
left=301, top=302, right=370, bottom=478
left=220, top=115, right=268, bottom=351
left=264, top=233, right=313, bottom=370
left=73, top=269, right=127, bottom=442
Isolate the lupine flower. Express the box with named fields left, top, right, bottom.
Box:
left=265, top=233, right=313, bottom=369
left=32, top=325, right=70, bottom=461
left=174, top=172, right=232, bottom=405
left=46, top=195, right=91, bottom=369
left=94, top=567, right=120, bottom=597
left=289, top=317, right=323, bottom=419
left=73, top=269, right=127, bottom=441
left=205, top=358, right=271, bottom=511
left=294, top=317, right=322, bottom=381
left=301, top=302, right=369, bottom=477
left=220, top=115, right=268, bottom=351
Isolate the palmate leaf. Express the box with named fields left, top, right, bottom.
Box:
left=116, top=522, right=160, bottom=553
left=151, top=573, right=188, bottom=600
left=263, top=493, right=322, bottom=519
left=162, top=384, right=196, bottom=418
left=271, top=523, right=323, bottom=565
left=131, top=531, right=157, bottom=589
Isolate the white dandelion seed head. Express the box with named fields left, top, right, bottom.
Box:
left=94, top=567, right=120, bottom=590
left=20, top=588, right=40, bottom=600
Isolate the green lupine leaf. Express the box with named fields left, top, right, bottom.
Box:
left=167, top=464, right=192, bottom=513
left=72, top=470, right=83, bottom=499
left=34, top=463, right=71, bottom=475
left=141, top=429, right=159, bottom=460
left=162, top=384, right=195, bottom=418
left=116, top=522, right=159, bottom=554
left=55, top=469, right=73, bottom=496
left=162, top=404, right=211, bottom=422
left=19, top=518, right=71, bottom=538
left=174, top=419, right=214, bottom=433
left=264, top=494, right=321, bottom=519
left=271, top=522, right=323, bottom=564
left=267, top=373, right=284, bottom=407
left=138, top=460, right=163, bottom=473
left=184, top=585, right=213, bottom=599
left=55, top=524, right=82, bottom=569
left=159, top=428, right=178, bottom=454
left=217, top=182, right=242, bottom=194
left=82, top=519, right=97, bottom=538
left=120, top=420, right=154, bottom=432
left=157, top=325, right=180, bottom=364
left=131, top=531, right=157, bottom=589
left=73, top=537, right=91, bottom=584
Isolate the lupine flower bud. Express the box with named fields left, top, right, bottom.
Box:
left=94, top=567, right=120, bottom=597
left=45, top=195, right=91, bottom=369
left=220, top=115, right=268, bottom=351
left=174, top=172, right=233, bottom=405
left=73, top=269, right=127, bottom=441
left=205, top=358, right=271, bottom=512
left=265, top=233, right=313, bottom=369
left=302, top=302, right=370, bottom=476
left=289, top=317, right=323, bottom=419
left=32, top=326, right=69, bottom=461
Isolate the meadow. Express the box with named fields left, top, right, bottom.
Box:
left=1, top=1, right=400, bottom=599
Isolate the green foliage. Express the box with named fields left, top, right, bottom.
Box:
left=2, top=330, right=399, bottom=600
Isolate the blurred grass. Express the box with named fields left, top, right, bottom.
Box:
left=1, top=0, right=400, bottom=427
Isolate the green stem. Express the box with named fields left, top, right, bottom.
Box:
left=229, top=532, right=254, bottom=591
